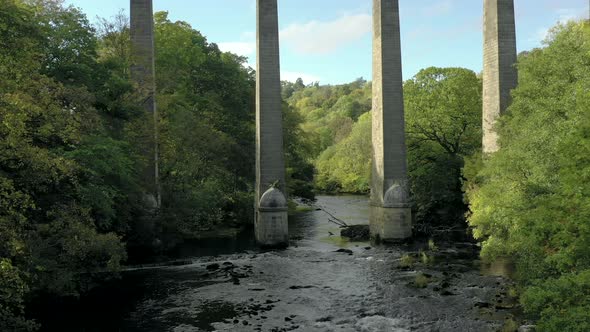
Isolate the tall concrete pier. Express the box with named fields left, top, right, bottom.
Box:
left=130, top=0, right=160, bottom=208
left=482, top=0, right=518, bottom=153
left=255, top=0, right=288, bottom=247
left=370, top=0, right=412, bottom=241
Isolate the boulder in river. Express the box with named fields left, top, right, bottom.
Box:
left=340, top=224, right=370, bottom=241
left=335, top=249, right=353, bottom=255
left=206, top=263, right=220, bottom=271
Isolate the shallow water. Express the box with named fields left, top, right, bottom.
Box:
left=36, top=195, right=519, bottom=331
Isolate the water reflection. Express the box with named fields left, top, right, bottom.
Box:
left=479, top=257, right=516, bottom=278
left=289, top=195, right=370, bottom=250
left=167, top=229, right=258, bottom=259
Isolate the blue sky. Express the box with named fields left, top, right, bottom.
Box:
left=64, top=0, right=588, bottom=85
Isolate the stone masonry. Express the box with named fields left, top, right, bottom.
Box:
left=255, top=0, right=288, bottom=246
left=130, top=0, right=160, bottom=208
left=482, top=0, right=518, bottom=153
left=370, top=0, right=412, bottom=241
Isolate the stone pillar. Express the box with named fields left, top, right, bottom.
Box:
left=482, top=0, right=517, bottom=153
left=130, top=0, right=160, bottom=208
left=255, top=0, right=288, bottom=247
left=370, top=0, right=412, bottom=242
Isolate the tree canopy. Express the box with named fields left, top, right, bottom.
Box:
left=291, top=67, right=482, bottom=229
left=0, top=1, right=304, bottom=329
left=465, top=21, right=590, bottom=331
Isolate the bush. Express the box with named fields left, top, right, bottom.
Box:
left=466, top=21, right=590, bottom=329
left=0, top=259, right=38, bottom=331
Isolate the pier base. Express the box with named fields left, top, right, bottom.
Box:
left=255, top=187, right=289, bottom=247
left=255, top=208, right=288, bottom=247
left=369, top=205, right=412, bottom=242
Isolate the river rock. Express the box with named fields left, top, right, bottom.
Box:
left=474, top=301, right=491, bottom=308
left=341, top=224, right=370, bottom=241
left=206, top=263, right=220, bottom=271
left=335, top=248, right=353, bottom=255
left=495, top=302, right=515, bottom=310
left=288, top=285, right=315, bottom=289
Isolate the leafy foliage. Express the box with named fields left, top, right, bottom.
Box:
left=294, top=68, right=481, bottom=228
left=0, top=0, right=130, bottom=328
left=465, top=21, right=590, bottom=330
left=152, top=12, right=257, bottom=237
left=286, top=78, right=371, bottom=159
left=405, top=67, right=481, bottom=228
left=0, top=0, right=311, bottom=329
left=315, top=112, right=372, bottom=193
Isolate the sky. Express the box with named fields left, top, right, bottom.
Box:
left=64, top=0, right=589, bottom=85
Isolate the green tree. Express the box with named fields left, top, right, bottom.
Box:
left=465, top=21, right=590, bottom=330
left=405, top=67, right=481, bottom=228
left=312, top=68, right=481, bottom=232
left=315, top=112, right=372, bottom=193
left=151, top=12, right=257, bottom=239
left=286, top=79, right=371, bottom=160
left=1, top=1, right=134, bottom=328
left=283, top=102, right=315, bottom=200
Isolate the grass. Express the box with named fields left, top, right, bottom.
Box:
left=428, top=239, right=438, bottom=251
left=287, top=200, right=314, bottom=214
left=418, top=249, right=435, bottom=265
left=507, top=286, right=518, bottom=298
left=413, top=272, right=430, bottom=288
left=399, top=254, right=415, bottom=269
left=295, top=206, right=314, bottom=212
left=500, top=318, right=519, bottom=332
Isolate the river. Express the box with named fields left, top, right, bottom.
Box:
left=35, top=195, right=519, bottom=332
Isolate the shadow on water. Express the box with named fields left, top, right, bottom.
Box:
left=27, top=270, right=149, bottom=332
left=29, top=195, right=369, bottom=331
left=29, top=195, right=522, bottom=331
left=479, top=257, right=516, bottom=278
left=167, top=227, right=259, bottom=259
left=194, top=301, right=240, bottom=331
left=27, top=226, right=259, bottom=331
left=29, top=268, right=244, bottom=331
left=162, top=300, right=239, bottom=332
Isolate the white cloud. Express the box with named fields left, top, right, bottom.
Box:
left=240, top=62, right=319, bottom=84
left=217, top=41, right=255, bottom=57
left=555, top=7, right=587, bottom=23
left=532, top=27, right=551, bottom=43
left=422, top=0, right=453, bottom=17
left=531, top=7, right=587, bottom=44
left=240, top=31, right=255, bottom=40
left=279, top=13, right=371, bottom=55
left=281, top=71, right=321, bottom=84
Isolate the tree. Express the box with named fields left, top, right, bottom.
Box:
left=465, top=21, right=590, bottom=330
left=311, top=67, right=482, bottom=232
left=1, top=1, right=128, bottom=329
left=286, top=79, right=371, bottom=161
left=283, top=102, right=315, bottom=200
left=150, top=12, right=258, bottom=240
left=315, top=112, right=372, bottom=193
left=404, top=67, right=481, bottom=228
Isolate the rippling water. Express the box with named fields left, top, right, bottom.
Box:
left=35, top=195, right=519, bottom=332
